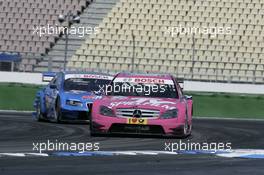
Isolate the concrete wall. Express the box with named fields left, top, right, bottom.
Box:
left=0, top=71, right=264, bottom=94
left=0, top=71, right=46, bottom=85
left=183, top=81, right=264, bottom=94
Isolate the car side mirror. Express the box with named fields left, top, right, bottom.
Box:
left=184, top=95, right=192, bottom=100
left=178, top=81, right=184, bottom=91
left=50, top=84, right=57, bottom=89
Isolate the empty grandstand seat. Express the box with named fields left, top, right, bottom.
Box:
left=67, top=0, right=264, bottom=83
left=0, top=0, right=87, bottom=72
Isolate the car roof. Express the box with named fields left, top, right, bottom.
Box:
left=63, top=71, right=112, bottom=76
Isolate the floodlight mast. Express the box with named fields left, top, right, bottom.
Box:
left=58, top=11, right=80, bottom=72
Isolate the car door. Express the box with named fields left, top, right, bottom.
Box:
left=44, top=76, right=59, bottom=115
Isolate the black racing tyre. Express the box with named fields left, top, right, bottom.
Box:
left=183, top=121, right=189, bottom=136
left=54, top=98, right=62, bottom=123
left=188, top=124, right=192, bottom=136
left=89, top=117, right=96, bottom=136
left=89, top=116, right=102, bottom=136
left=178, top=111, right=191, bottom=139
left=35, top=100, right=43, bottom=122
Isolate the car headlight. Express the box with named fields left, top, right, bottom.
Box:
left=66, top=100, right=83, bottom=107
left=160, top=109, right=178, bottom=119
left=99, top=106, right=115, bottom=117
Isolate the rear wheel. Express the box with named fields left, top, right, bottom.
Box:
left=183, top=122, right=188, bottom=136
left=188, top=124, right=192, bottom=135
left=179, top=111, right=191, bottom=138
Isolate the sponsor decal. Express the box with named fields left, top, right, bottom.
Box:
left=65, top=74, right=112, bottom=80
left=127, top=118, right=148, bottom=125
left=110, top=98, right=177, bottom=110
left=111, top=96, right=127, bottom=100
left=82, top=95, right=93, bottom=99
left=68, top=90, right=85, bottom=94
left=114, top=77, right=174, bottom=85
left=82, top=95, right=102, bottom=100
left=135, top=78, right=165, bottom=84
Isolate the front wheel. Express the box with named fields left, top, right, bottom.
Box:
left=89, top=116, right=102, bottom=136
left=35, top=100, right=43, bottom=122
left=178, top=118, right=192, bottom=139
left=89, top=117, right=96, bottom=136
left=53, top=98, right=62, bottom=123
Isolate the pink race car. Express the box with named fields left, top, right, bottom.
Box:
left=90, top=73, right=193, bottom=138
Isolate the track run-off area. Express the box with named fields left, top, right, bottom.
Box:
left=0, top=113, right=263, bottom=175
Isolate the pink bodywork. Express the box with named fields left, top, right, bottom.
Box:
left=91, top=74, right=193, bottom=136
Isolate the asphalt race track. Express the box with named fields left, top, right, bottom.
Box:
left=0, top=113, right=263, bottom=175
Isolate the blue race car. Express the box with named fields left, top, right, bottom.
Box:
left=33, top=72, right=113, bottom=123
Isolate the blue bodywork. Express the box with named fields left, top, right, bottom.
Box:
left=33, top=72, right=112, bottom=122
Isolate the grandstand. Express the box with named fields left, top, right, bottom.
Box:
left=0, top=0, right=89, bottom=71
left=68, top=0, right=264, bottom=83
left=35, top=0, right=119, bottom=72
left=0, top=0, right=264, bottom=83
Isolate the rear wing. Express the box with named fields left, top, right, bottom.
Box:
left=42, top=72, right=56, bottom=82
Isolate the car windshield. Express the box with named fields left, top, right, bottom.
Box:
left=64, top=78, right=110, bottom=92
left=109, top=81, right=178, bottom=98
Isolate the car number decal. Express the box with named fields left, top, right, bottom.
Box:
left=127, top=118, right=147, bottom=125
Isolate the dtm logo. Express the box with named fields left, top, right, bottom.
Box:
left=133, top=110, right=142, bottom=118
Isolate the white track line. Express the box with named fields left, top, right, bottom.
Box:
left=217, top=149, right=264, bottom=158
left=0, top=153, right=49, bottom=157
left=1, top=150, right=264, bottom=158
